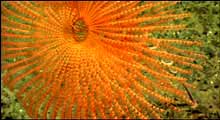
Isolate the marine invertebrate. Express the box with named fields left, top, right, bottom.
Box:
left=1, top=1, right=204, bottom=119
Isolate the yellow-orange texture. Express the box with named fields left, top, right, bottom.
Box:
left=1, top=1, right=204, bottom=119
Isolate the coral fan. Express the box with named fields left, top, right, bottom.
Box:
left=1, top=1, right=204, bottom=119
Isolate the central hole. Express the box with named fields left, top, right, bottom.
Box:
left=72, top=19, right=88, bottom=42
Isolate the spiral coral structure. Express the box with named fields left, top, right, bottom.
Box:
left=1, top=1, right=204, bottom=119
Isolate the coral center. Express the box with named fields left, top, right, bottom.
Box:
left=72, top=19, right=88, bottom=42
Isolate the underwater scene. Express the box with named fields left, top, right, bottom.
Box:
left=1, top=1, right=220, bottom=119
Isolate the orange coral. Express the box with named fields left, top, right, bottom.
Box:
left=1, top=1, right=204, bottom=119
